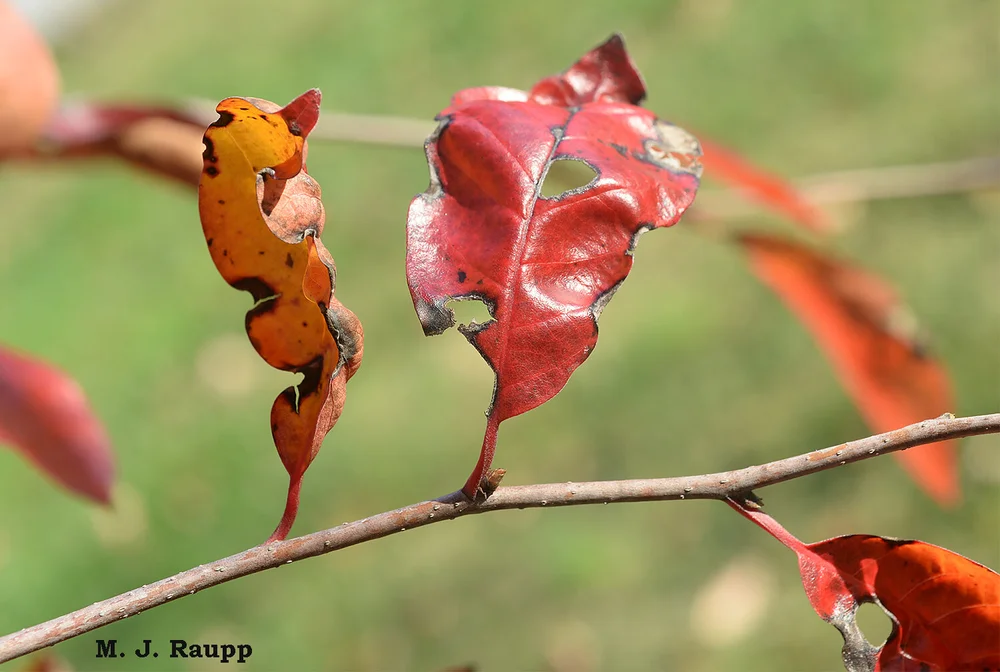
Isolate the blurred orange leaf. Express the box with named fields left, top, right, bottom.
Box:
left=739, top=234, right=958, bottom=505
left=198, top=90, right=363, bottom=541
left=0, top=346, right=114, bottom=503
left=730, top=498, right=1000, bottom=671
left=700, top=138, right=830, bottom=233
left=0, top=0, right=59, bottom=154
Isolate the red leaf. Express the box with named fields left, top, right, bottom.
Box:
left=739, top=234, right=959, bottom=506
left=41, top=103, right=201, bottom=146
left=21, top=102, right=207, bottom=185
left=729, top=499, right=1000, bottom=671
left=407, top=35, right=701, bottom=497
left=0, top=346, right=114, bottom=503
left=699, top=138, right=830, bottom=232
left=17, top=654, right=73, bottom=672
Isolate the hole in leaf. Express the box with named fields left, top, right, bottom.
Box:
left=448, top=297, right=492, bottom=328
left=291, top=373, right=303, bottom=411
left=855, top=601, right=894, bottom=647
left=541, top=158, right=598, bottom=198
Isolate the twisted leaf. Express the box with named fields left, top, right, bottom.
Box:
left=198, top=90, right=362, bottom=540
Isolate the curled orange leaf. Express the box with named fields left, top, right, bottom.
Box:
left=198, top=90, right=362, bottom=540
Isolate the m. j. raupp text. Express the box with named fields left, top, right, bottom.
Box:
left=95, top=638, right=252, bottom=663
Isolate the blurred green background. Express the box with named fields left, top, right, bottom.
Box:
left=1, top=0, right=998, bottom=670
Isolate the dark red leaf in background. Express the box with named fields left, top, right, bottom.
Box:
left=18, top=654, right=73, bottom=672
left=13, top=103, right=207, bottom=185
left=407, top=35, right=701, bottom=497
left=0, top=346, right=114, bottom=503
left=739, top=234, right=958, bottom=506
left=730, top=498, right=1000, bottom=671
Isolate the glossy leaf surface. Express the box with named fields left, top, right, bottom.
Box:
left=731, top=499, right=1000, bottom=671
left=407, top=35, right=701, bottom=496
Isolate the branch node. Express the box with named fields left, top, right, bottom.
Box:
left=731, top=490, right=765, bottom=511
left=473, top=468, right=507, bottom=501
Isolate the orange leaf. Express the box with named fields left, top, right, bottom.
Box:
left=0, top=0, right=59, bottom=154
left=197, top=90, right=363, bottom=541
left=700, top=138, right=830, bottom=233
left=739, top=234, right=958, bottom=505
left=730, top=499, right=1000, bottom=670
left=0, top=346, right=114, bottom=503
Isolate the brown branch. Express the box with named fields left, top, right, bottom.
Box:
left=7, top=100, right=999, bottom=208
left=261, top=106, right=1000, bottom=206
left=162, top=103, right=1000, bottom=207
left=183, top=99, right=436, bottom=149
left=1, top=412, right=997, bottom=663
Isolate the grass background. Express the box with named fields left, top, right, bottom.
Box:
left=1, top=0, right=998, bottom=670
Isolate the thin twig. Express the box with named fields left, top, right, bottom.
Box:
left=183, top=99, right=436, bottom=149
left=692, top=155, right=1000, bottom=220
left=184, top=101, right=1000, bottom=206
left=8, top=101, right=999, bottom=209
left=1, top=412, right=997, bottom=663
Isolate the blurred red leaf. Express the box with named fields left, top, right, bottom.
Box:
left=198, top=90, right=363, bottom=540
left=730, top=498, right=1000, bottom=671
left=18, top=654, right=73, bottom=672
left=11, top=102, right=206, bottom=185
left=699, top=138, right=830, bottom=232
left=739, top=234, right=958, bottom=505
left=0, top=346, right=114, bottom=503
left=407, top=35, right=701, bottom=497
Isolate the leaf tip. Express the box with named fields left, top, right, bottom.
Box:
left=279, top=89, right=322, bottom=139
left=88, top=477, right=115, bottom=507
left=603, top=32, right=626, bottom=49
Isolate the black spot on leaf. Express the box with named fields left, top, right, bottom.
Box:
left=209, top=111, right=235, bottom=128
